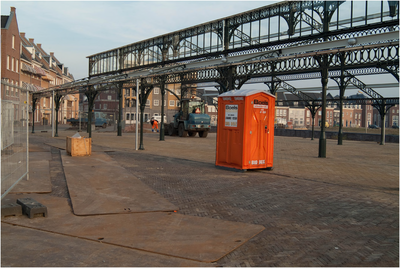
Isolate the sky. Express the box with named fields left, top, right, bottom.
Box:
left=2, top=1, right=399, bottom=97
left=2, top=1, right=271, bottom=80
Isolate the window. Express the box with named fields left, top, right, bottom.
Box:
left=131, top=113, right=135, bottom=120
left=126, top=113, right=130, bottom=120
left=125, top=89, right=130, bottom=96
left=12, top=35, right=15, bottom=49
left=12, top=58, right=14, bottom=72
left=103, top=104, right=107, bottom=109
left=7, top=56, right=9, bottom=70
left=154, top=88, right=159, bottom=94
left=154, top=100, right=159, bottom=106
left=283, top=110, right=287, bottom=116
left=146, top=99, right=150, bottom=106
left=108, top=95, right=112, bottom=100
left=11, top=81, right=14, bottom=96
left=169, top=100, right=175, bottom=106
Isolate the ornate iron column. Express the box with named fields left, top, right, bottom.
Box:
left=85, top=86, right=98, bottom=138
left=54, top=93, right=63, bottom=137
left=117, top=82, right=123, bottom=136
left=216, top=66, right=235, bottom=94
left=138, top=78, right=154, bottom=150
left=315, top=54, right=331, bottom=158
left=31, top=96, right=38, bottom=134
left=159, top=76, right=167, bottom=141
left=373, top=99, right=395, bottom=145
left=264, top=63, right=280, bottom=95
left=331, top=53, right=352, bottom=145
left=305, top=101, right=322, bottom=141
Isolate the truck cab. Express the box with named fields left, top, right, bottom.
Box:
left=169, top=98, right=211, bottom=137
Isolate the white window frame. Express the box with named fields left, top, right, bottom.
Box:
left=154, top=100, right=159, bottom=106
left=154, top=88, right=159, bottom=94
left=169, top=100, right=175, bottom=106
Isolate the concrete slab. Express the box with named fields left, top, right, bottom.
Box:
left=61, top=151, right=178, bottom=215
left=2, top=194, right=265, bottom=263
left=9, top=152, right=52, bottom=194
left=29, top=144, right=48, bottom=152
left=2, top=224, right=212, bottom=267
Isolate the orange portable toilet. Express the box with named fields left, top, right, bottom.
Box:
left=216, top=89, right=276, bottom=171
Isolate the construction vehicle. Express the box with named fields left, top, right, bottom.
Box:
left=167, top=98, right=211, bottom=137
left=67, top=112, right=109, bottom=128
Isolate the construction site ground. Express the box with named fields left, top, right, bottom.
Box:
left=1, top=125, right=399, bottom=267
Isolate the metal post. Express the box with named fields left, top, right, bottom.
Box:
left=380, top=100, right=386, bottom=145
left=311, top=111, right=315, bottom=140
left=160, top=78, right=165, bottom=141
left=26, top=89, right=29, bottom=181
left=31, top=97, right=36, bottom=134
left=52, top=90, right=55, bottom=137
left=319, top=58, right=328, bottom=158
left=117, top=83, right=123, bottom=136
left=79, top=110, right=81, bottom=132
left=338, top=54, right=345, bottom=145
left=136, top=79, right=139, bottom=150
left=365, top=102, right=368, bottom=133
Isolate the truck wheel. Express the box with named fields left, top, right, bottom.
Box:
left=168, top=124, right=177, bottom=136
left=178, top=123, right=188, bottom=137
left=102, top=123, right=107, bottom=128
left=188, top=132, right=196, bottom=137
left=199, top=130, right=208, bottom=138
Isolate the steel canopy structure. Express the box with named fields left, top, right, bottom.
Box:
left=31, top=0, right=399, bottom=156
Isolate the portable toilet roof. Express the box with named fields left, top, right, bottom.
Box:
left=219, top=88, right=276, bottom=98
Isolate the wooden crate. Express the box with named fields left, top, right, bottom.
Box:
left=66, top=137, right=91, bottom=157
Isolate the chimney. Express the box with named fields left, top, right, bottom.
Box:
left=20, top=32, right=25, bottom=38
left=37, top=44, right=42, bottom=49
left=29, top=38, right=34, bottom=44
left=50, top=52, right=54, bottom=57
left=11, top=7, right=16, bottom=13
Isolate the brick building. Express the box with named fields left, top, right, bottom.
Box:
left=2, top=7, right=76, bottom=126
left=1, top=7, right=21, bottom=103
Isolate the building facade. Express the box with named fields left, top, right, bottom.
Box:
left=2, top=7, right=76, bottom=126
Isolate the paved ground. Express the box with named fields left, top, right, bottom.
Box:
left=2, top=126, right=399, bottom=267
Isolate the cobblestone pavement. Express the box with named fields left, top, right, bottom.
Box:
left=105, top=133, right=398, bottom=267
left=18, top=131, right=400, bottom=266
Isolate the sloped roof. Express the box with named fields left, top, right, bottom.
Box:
left=1, top=15, right=9, bottom=28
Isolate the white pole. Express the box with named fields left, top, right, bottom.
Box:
left=26, top=89, right=29, bottom=181
left=79, top=110, right=81, bottom=132
left=136, top=79, right=139, bottom=150
left=52, top=90, right=55, bottom=137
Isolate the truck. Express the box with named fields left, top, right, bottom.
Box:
left=67, top=112, right=109, bottom=128
left=167, top=98, right=211, bottom=137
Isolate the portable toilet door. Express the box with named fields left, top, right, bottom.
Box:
left=216, top=89, right=276, bottom=171
left=242, top=91, right=275, bottom=170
